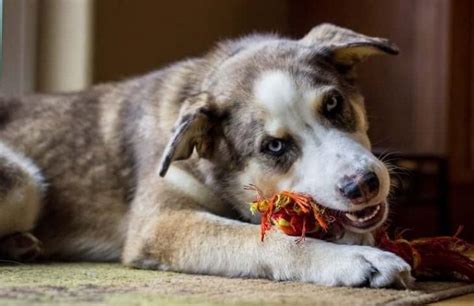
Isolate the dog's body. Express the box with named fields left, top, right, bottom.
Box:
left=0, top=24, right=412, bottom=287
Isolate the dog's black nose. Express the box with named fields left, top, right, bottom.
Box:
left=338, top=171, right=380, bottom=204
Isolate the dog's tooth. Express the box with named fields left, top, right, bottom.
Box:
left=345, top=213, right=359, bottom=222
left=370, top=205, right=380, bottom=217
left=364, top=205, right=380, bottom=221
left=345, top=204, right=382, bottom=224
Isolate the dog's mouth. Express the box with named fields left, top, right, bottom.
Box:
left=339, top=202, right=386, bottom=230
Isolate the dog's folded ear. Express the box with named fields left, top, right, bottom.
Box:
left=158, top=93, right=220, bottom=177
left=300, top=23, right=399, bottom=67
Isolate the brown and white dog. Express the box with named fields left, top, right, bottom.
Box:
left=0, top=24, right=412, bottom=287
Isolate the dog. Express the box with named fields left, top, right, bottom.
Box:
left=0, top=24, right=412, bottom=287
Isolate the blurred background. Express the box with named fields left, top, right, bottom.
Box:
left=1, top=0, right=473, bottom=239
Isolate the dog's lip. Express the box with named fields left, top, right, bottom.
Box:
left=339, top=202, right=386, bottom=229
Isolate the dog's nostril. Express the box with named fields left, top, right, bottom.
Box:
left=338, top=176, right=362, bottom=200
left=363, top=171, right=380, bottom=194
left=338, top=171, right=380, bottom=203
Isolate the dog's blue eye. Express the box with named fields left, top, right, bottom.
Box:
left=326, top=96, right=339, bottom=111
left=263, top=139, right=287, bottom=156
left=323, top=91, right=344, bottom=116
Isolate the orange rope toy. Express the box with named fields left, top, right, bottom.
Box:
left=247, top=187, right=474, bottom=282
left=246, top=185, right=337, bottom=242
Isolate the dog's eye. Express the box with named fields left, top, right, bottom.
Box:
left=262, top=138, right=287, bottom=156
left=323, top=91, right=344, bottom=116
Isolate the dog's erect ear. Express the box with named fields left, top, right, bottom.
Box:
left=158, top=93, right=219, bottom=177
left=300, top=23, right=399, bottom=67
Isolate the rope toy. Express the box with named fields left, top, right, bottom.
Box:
left=247, top=186, right=474, bottom=282
left=246, top=185, right=340, bottom=242
left=375, top=227, right=474, bottom=281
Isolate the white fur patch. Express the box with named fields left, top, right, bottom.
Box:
left=255, top=70, right=297, bottom=114
left=254, top=70, right=330, bottom=136
left=0, top=142, right=44, bottom=237
left=0, top=143, right=45, bottom=191
left=289, top=129, right=390, bottom=213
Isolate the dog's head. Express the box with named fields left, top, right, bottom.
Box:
left=159, top=24, right=398, bottom=233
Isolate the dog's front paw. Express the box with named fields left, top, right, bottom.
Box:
left=360, top=247, right=413, bottom=288
left=309, top=245, right=413, bottom=288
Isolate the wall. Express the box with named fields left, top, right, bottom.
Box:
left=93, top=0, right=289, bottom=83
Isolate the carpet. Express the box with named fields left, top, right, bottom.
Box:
left=0, top=263, right=473, bottom=306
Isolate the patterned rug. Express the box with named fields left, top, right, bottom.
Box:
left=0, top=263, right=473, bottom=305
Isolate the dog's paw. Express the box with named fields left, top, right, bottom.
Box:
left=359, top=247, right=414, bottom=288
left=309, top=245, right=413, bottom=288
left=0, top=232, right=43, bottom=262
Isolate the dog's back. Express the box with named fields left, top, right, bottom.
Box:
left=0, top=72, right=153, bottom=259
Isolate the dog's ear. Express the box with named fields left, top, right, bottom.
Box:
left=158, top=93, right=219, bottom=177
left=300, top=23, right=398, bottom=67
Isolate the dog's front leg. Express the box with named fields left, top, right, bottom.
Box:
left=123, top=206, right=412, bottom=287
